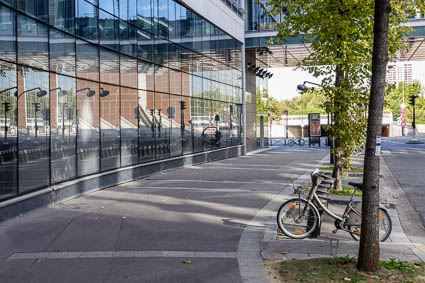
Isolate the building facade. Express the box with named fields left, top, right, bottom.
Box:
left=0, top=0, right=244, bottom=202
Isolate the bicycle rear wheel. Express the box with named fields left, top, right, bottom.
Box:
left=348, top=207, right=392, bottom=242
left=277, top=198, right=320, bottom=239
left=288, top=140, right=295, bottom=146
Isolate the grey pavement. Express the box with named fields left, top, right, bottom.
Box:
left=0, top=145, right=329, bottom=283
left=1, top=141, right=424, bottom=283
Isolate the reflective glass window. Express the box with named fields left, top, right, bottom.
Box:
left=153, top=36, right=167, bottom=66
left=100, top=48, right=119, bottom=85
left=0, top=5, right=16, bottom=63
left=191, top=97, right=210, bottom=152
left=137, top=0, right=153, bottom=33
left=50, top=29, right=76, bottom=76
left=17, top=14, right=49, bottom=70
left=0, top=0, right=15, bottom=7
left=155, top=92, right=169, bottom=159
left=99, top=0, right=118, bottom=16
left=180, top=6, right=192, bottom=49
left=76, top=79, right=99, bottom=176
left=231, top=104, right=242, bottom=144
left=49, top=0, right=75, bottom=34
left=169, top=94, right=182, bottom=157
left=155, top=65, right=169, bottom=93
left=193, top=15, right=202, bottom=52
left=119, top=0, right=137, bottom=22
left=120, top=86, right=138, bottom=166
left=0, top=60, right=17, bottom=199
left=76, top=0, right=98, bottom=42
left=99, top=10, right=119, bottom=50
left=100, top=83, right=120, bottom=171
left=170, top=0, right=180, bottom=43
left=120, top=55, right=137, bottom=88
left=157, top=0, right=168, bottom=38
left=76, top=40, right=99, bottom=81
left=120, top=21, right=137, bottom=56
left=138, top=90, right=155, bottom=162
left=181, top=71, right=190, bottom=97
left=192, top=75, right=202, bottom=98
left=50, top=74, right=77, bottom=183
left=169, top=68, right=181, bottom=95
left=180, top=47, right=191, bottom=74
left=137, top=29, right=153, bottom=62
left=137, top=59, right=154, bottom=91
left=17, top=66, right=50, bottom=193
left=181, top=96, right=192, bottom=154
left=168, top=43, right=181, bottom=71
left=17, top=0, right=48, bottom=23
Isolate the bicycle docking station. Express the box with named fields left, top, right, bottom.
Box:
left=308, top=169, right=335, bottom=238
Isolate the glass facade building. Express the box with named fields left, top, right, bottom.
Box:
left=0, top=0, right=243, bottom=200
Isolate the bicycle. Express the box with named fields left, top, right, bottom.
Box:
left=288, top=137, right=305, bottom=146
left=277, top=169, right=392, bottom=242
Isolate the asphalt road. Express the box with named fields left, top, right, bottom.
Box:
left=381, top=135, right=425, bottom=228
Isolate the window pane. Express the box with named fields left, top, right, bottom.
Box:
left=76, top=79, right=99, bottom=176
left=17, top=66, right=50, bottom=192
left=120, top=21, right=137, bottom=56
left=100, top=48, right=119, bottom=85
left=50, top=29, right=76, bottom=76
left=192, top=97, right=209, bottom=152
left=50, top=74, right=77, bottom=183
left=99, top=10, right=119, bottom=50
left=0, top=60, right=17, bottom=199
left=76, top=0, right=98, bottom=42
left=120, top=87, right=138, bottom=166
left=49, top=0, right=75, bottom=34
left=137, top=0, right=153, bottom=33
left=169, top=69, right=181, bottom=95
left=17, top=0, right=48, bottom=23
left=157, top=0, right=168, bottom=38
left=181, top=96, right=192, bottom=154
left=18, top=14, right=49, bottom=70
left=155, top=92, right=169, bottom=159
left=0, top=5, right=16, bottom=63
left=100, top=83, right=120, bottom=171
left=138, top=90, right=155, bottom=162
left=76, top=40, right=99, bottom=81
left=137, top=59, right=154, bottom=91
left=120, top=55, right=137, bottom=88
left=99, top=0, right=118, bottom=16
left=169, top=94, right=182, bottom=157
left=155, top=65, right=169, bottom=93
left=180, top=6, right=193, bottom=49
left=0, top=0, right=15, bottom=7
left=137, top=29, right=153, bottom=62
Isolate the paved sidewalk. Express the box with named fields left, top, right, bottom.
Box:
left=0, top=146, right=328, bottom=283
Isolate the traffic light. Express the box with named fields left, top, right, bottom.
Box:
left=3, top=102, right=10, bottom=113
left=42, top=108, right=50, bottom=121
left=67, top=108, right=74, bottom=120
left=408, top=95, right=418, bottom=106
left=180, top=100, right=186, bottom=110
left=33, top=102, right=41, bottom=113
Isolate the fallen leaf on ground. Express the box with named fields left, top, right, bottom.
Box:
left=101, top=206, right=105, bottom=209
left=183, top=260, right=192, bottom=264
left=421, top=226, right=425, bottom=231
left=280, top=251, right=288, bottom=255
left=343, top=277, right=351, bottom=281
left=122, top=216, right=126, bottom=219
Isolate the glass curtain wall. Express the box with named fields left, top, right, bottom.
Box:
left=0, top=0, right=243, bottom=201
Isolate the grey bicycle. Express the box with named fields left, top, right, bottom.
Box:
left=277, top=169, right=392, bottom=241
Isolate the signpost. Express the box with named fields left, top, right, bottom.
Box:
left=400, top=103, right=406, bottom=136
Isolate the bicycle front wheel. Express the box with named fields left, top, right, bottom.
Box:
left=348, top=207, right=392, bottom=242
left=298, top=139, right=305, bottom=146
left=277, top=198, right=320, bottom=239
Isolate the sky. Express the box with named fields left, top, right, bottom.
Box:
left=268, top=61, right=425, bottom=101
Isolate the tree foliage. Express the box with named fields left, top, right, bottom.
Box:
left=263, top=0, right=423, bottom=181
left=385, top=81, right=425, bottom=124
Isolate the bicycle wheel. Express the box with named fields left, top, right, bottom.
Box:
left=277, top=198, right=321, bottom=239
left=348, top=208, right=392, bottom=242
left=298, top=139, right=305, bottom=146
left=288, top=139, right=295, bottom=146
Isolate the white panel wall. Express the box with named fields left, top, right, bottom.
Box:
left=180, top=0, right=245, bottom=43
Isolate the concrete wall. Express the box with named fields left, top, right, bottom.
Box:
left=179, top=0, right=244, bottom=42
left=245, top=52, right=257, bottom=152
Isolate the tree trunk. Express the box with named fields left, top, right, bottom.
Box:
left=357, top=0, right=391, bottom=273
left=332, top=66, right=343, bottom=191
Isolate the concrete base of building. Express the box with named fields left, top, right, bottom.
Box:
left=0, top=145, right=245, bottom=224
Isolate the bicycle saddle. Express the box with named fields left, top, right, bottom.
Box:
left=348, top=182, right=363, bottom=191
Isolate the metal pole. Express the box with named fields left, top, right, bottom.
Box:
left=241, top=42, right=247, bottom=153
left=413, top=102, right=416, bottom=140
left=260, top=115, right=264, bottom=148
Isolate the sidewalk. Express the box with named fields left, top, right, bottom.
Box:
left=0, top=146, right=422, bottom=283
